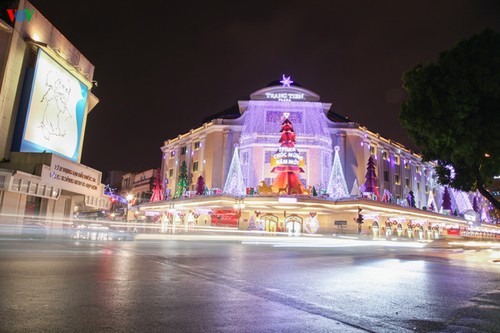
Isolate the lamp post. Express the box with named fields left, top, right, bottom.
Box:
left=125, top=194, right=134, bottom=222
left=234, top=197, right=245, bottom=230
left=167, top=200, right=175, bottom=234
left=356, top=206, right=364, bottom=236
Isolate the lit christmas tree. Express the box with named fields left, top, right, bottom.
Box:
left=223, top=145, right=246, bottom=196
left=247, top=215, right=257, bottom=230
left=407, top=191, right=416, bottom=207
left=312, top=186, right=318, bottom=196
left=350, top=179, right=360, bottom=196
left=271, top=113, right=305, bottom=194
left=472, top=196, right=479, bottom=212
left=363, top=156, right=381, bottom=200
left=327, top=146, right=349, bottom=199
left=174, top=161, right=189, bottom=198
left=150, top=169, right=164, bottom=202
left=195, top=175, right=205, bottom=195
left=381, top=189, right=393, bottom=203
left=442, top=186, right=452, bottom=213
left=427, top=190, right=437, bottom=211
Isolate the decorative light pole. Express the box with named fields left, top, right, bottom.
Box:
left=234, top=197, right=245, bottom=230
left=356, top=206, right=364, bottom=236
left=125, top=194, right=134, bottom=222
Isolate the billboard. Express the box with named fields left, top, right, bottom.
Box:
left=19, top=49, right=88, bottom=162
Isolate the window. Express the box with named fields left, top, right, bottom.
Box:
left=170, top=151, right=175, bottom=159
left=417, top=182, right=420, bottom=191
left=394, top=155, right=400, bottom=165
left=370, top=145, right=376, bottom=156
left=416, top=165, right=421, bottom=174
left=193, top=161, right=199, bottom=172
left=383, top=171, right=389, bottom=182
left=405, top=161, right=410, bottom=169
left=382, top=151, right=388, bottom=160
left=37, top=184, right=46, bottom=196
left=181, top=147, right=187, bottom=155
left=395, top=174, right=400, bottom=185
left=405, top=178, right=410, bottom=188
left=425, top=185, right=429, bottom=194
left=241, top=152, right=249, bottom=165
left=169, top=168, right=173, bottom=178
left=194, top=141, right=200, bottom=150
left=424, top=168, right=429, bottom=177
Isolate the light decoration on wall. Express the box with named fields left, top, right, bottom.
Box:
left=451, top=188, right=473, bottom=214
left=303, top=214, right=320, bottom=234
left=239, top=98, right=332, bottom=188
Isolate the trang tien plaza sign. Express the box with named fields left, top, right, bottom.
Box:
left=265, top=92, right=305, bottom=102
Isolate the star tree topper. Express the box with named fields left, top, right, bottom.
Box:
left=280, top=75, right=293, bottom=87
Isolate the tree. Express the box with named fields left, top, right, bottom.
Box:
left=223, top=145, right=246, bottom=196
left=472, top=196, right=479, bottom=212
left=271, top=115, right=305, bottom=194
left=174, top=161, right=189, bottom=198
left=149, top=169, right=164, bottom=202
left=363, top=156, right=381, bottom=200
left=327, top=146, right=349, bottom=199
left=407, top=191, right=416, bottom=208
left=442, top=186, right=452, bottom=212
left=400, top=29, right=500, bottom=210
left=195, top=176, right=205, bottom=195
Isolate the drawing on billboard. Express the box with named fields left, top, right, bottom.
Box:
left=20, top=50, right=88, bottom=161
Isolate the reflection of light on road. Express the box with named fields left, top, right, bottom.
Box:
left=449, top=241, right=500, bottom=249
left=136, top=233, right=427, bottom=248
left=316, top=258, right=431, bottom=319
left=365, top=259, right=427, bottom=281
left=271, top=239, right=426, bottom=248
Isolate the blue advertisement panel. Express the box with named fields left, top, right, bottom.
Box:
left=19, top=50, right=88, bottom=162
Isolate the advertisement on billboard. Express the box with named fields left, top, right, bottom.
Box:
left=19, top=50, right=88, bottom=162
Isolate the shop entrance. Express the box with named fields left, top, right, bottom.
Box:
left=285, top=214, right=303, bottom=235
left=260, top=214, right=279, bottom=232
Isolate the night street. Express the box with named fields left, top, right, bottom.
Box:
left=1, top=236, right=499, bottom=332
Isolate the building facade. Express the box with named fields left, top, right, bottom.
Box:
left=161, top=79, right=440, bottom=209
left=0, top=1, right=108, bottom=232
left=121, top=168, right=159, bottom=206
left=144, top=77, right=498, bottom=238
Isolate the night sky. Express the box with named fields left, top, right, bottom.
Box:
left=28, top=0, right=500, bottom=174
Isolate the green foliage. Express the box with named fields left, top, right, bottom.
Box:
left=400, top=29, right=500, bottom=209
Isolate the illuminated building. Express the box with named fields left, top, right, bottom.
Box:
left=144, top=76, right=499, bottom=238
left=0, top=1, right=108, bottom=230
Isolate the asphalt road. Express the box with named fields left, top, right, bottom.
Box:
left=0, top=236, right=499, bottom=333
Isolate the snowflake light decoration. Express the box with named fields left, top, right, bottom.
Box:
left=280, top=75, right=293, bottom=87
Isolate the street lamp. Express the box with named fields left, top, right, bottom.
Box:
left=167, top=200, right=175, bottom=234
left=234, top=197, right=245, bottom=230
left=356, top=206, right=364, bottom=236
left=125, top=194, right=134, bottom=222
